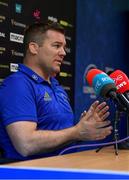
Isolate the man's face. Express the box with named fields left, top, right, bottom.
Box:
left=37, top=30, right=66, bottom=76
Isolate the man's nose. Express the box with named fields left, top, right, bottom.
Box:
left=59, top=48, right=66, bottom=56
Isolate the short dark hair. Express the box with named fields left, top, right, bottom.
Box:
left=23, top=21, right=65, bottom=55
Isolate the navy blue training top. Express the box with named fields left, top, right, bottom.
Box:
left=0, top=64, right=75, bottom=160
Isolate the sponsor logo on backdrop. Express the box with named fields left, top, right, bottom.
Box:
left=11, top=50, right=24, bottom=57
left=62, top=60, right=71, bottom=66
left=0, top=15, right=6, bottom=23
left=62, top=85, right=71, bottom=91
left=0, top=47, right=6, bottom=54
left=10, top=63, right=18, bottom=72
left=33, top=9, right=41, bottom=20
left=15, top=3, right=22, bottom=13
left=48, top=16, right=58, bottom=22
left=48, top=16, right=73, bottom=27
left=0, top=2, right=8, bottom=7
left=65, top=36, right=71, bottom=41
left=0, top=78, right=4, bottom=84
left=10, top=32, right=24, bottom=43
left=59, top=20, right=73, bottom=28
left=0, top=64, right=9, bottom=69
left=0, top=32, right=5, bottom=38
left=47, top=17, right=73, bottom=28
left=59, top=72, right=72, bottom=78
left=11, top=19, right=26, bottom=28
left=65, top=47, right=71, bottom=54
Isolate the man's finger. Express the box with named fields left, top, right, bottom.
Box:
left=86, top=101, right=100, bottom=119
left=96, top=120, right=111, bottom=128
left=90, top=101, right=100, bottom=109
left=95, top=102, right=107, bottom=113
left=97, top=106, right=109, bottom=116
left=100, top=112, right=110, bottom=121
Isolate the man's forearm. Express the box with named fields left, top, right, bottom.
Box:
left=24, top=126, right=78, bottom=156
left=7, top=122, right=78, bottom=157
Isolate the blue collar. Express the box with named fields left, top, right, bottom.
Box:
left=18, top=64, right=59, bottom=85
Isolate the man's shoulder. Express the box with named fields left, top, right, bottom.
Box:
left=4, top=71, right=24, bottom=80
left=1, top=71, right=31, bottom=88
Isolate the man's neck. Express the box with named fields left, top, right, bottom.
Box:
left=23, top=61, right=51, bottom=83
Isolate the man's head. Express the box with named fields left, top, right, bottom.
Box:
left=23, top=21, right=66, bottom=78
left=23, top=21, right=65, bottom=55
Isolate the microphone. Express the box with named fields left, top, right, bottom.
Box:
left=92, top=73, right=116, bottom=98
left=109, top=70, right=129, bottom=94
left=86, top=68, right=117, bottom=100
left=86, top=68, right=104, bottom=86
left=86, top=68, right=128, bottom=111
left=109, top=70, right=129, bottom=111
left=87, top=69, right=129, bottom=150
left=109, top=70, right=129, bottom=149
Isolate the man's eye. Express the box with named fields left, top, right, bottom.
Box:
left=53, top=44, right=60, bottom=48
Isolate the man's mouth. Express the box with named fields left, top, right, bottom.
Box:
left=54, top=60, right=62, bottom=65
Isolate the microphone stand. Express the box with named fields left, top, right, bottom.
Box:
left=113, top=108, right=121, bottom=155
left=96, top=102, right=123, bottom=155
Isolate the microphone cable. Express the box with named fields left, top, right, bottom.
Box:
left=59, top=135, right=129, bottom=155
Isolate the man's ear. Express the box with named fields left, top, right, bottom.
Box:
left=28, top=42, right=39, bottom=54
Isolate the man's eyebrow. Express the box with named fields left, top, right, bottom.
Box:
left=53, top=41, right=65, bottom=44
left=52, top=41, right=66, bottom=46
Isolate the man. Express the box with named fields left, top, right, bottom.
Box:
left=0, top=22, right=112, bottom=161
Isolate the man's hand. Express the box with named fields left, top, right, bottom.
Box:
left=75, top=101, right=112, bottom=141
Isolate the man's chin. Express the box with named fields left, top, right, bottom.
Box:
left=51, top=68, right=60, bottom=77
left=55, top=67, right=61, bottom=74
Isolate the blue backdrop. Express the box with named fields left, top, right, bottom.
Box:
left=75, top=0, right=129, bottom=147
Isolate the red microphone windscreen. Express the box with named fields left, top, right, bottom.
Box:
left=109, top=70, right=129, bottom=93
left=86, top=68, right=103, bottom=86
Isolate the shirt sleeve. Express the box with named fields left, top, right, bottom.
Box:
left=0, top=76, right=37, bottom=126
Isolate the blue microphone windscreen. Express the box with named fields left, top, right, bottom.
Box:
left=92, top=73, right=115, bottom=96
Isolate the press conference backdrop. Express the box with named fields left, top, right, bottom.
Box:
left=75, top=0, right=129, bottom=143
left=0, top=0, right=75, bottom=108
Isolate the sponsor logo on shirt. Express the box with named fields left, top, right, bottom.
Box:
left=43, top=92, right=52, bottom=101
left=32, top=74, right=39, bottom=81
